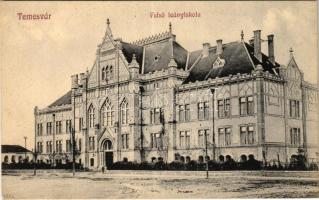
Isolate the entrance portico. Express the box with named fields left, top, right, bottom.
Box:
left=100, top=139, right=114, bottom=168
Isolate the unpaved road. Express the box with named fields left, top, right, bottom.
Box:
left=2, top=170, right=319, bottom=199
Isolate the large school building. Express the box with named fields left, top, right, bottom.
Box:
left=34, top=20, right=318, bottom=169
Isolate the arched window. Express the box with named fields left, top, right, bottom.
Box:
left=105, top=66, right=109, bottom=80
left=4, top=156, right=8, bottom=163
left=120, top=99, right=128, bottom=124
left=11, top=155, right=16, bottom=163
left=89, top=105, right=95, bottom=128
left=219, top=155, right=224, bottom=162
left=102, top=67, right=105, bottom=80
left=101, top=99, right=114, bottom=127
left=102, top=139, right=112, bottom=150
left=198, top=156, right=204, bottom=163
left=109, top=66, right=113, bottom=79
left=186, top=156, right=191, bottom=163
left=180, top=156, right=185, bottom=163
left=90, top=158, right=94, bottom=167
left=18, top=156, right=23, bottom=163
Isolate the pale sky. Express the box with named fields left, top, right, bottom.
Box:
left=0, top=2, right=317, bottom=149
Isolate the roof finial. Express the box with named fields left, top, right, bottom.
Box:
left=107, top=18, right=110, bottom=27
left=241, top=30, right=244, bottom=42
left=105, top=18, right=113, bottom=37
left=289, top=47, right=294, bottom=59
left=169, top=22, right=172, bottom=35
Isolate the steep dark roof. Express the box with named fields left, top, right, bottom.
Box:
left=184, top=41, right=281, bottom=83
left=143, top=39, right=187, bottom=74
left=184, top=41, right=255, bottom=83
left=244, top=42, right=280, bottom=73
left=48, top=90, right=72, bottom=107
left=2, top=145, right=31, bottom=153
left=121, top=42, right=143, bottom=73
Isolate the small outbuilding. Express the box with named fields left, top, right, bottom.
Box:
left=2, top=145, right=33, bottom=164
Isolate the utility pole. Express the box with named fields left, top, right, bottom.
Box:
left=205, top=131, right=209, bottom=179
left=210, top=88, right=216, bottom=161
left=72, top=127, right=76, bottom=176
left=24, top=136, right=27, bottom=160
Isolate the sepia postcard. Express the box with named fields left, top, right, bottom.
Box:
left=1, top=1, right=318, bottom=199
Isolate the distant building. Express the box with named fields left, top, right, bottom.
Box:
left=2, top=145, right=33, bottom=164
left=34, top=20, right=318, bottom=169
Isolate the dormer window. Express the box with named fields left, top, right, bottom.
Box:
left=154, top=55, right=160, bottom=61
left=213, top=56, right=225, bottom=68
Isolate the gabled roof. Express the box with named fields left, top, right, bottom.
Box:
left=184, top=41, right=280, bottom=83
left=2, top=145, right=32, bottom=153
left=184, top=41, right=255, bottom=83
left=48, top=90, right=72, bottom=107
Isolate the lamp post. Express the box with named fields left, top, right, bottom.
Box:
left=210, top=88, right=216, bottom=161
left=204, top=88, right=216, bottom=179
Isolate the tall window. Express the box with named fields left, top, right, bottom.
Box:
left=102, top=68, right=105, bottom=80
left=102, top=99, right=114, bottom=127
left=151, top=108, right=163, bottom=124
left=179, top=104, right=190, bottom=122
left=89, top=105, right=95, bottom=128
left=102, top=65, right=114, bottom=81
left=56, top=140, right=62, bottom=153
left=179, top=131, right=191, bottom=149
left=37, top=123, right=43, bottom=136
left=109, top=66, right=113, bottom=79
left=79, top=118, right=83, bottom=131
left=290, top=128, right=301, bottom=146
left=218, top=98, right=231, bottom=118
left=46, top=122, right=52, bottom=135
left=89, top=137, right=95, bottom=151
left=45, top=141, right=52, bottom=153
left=218, top=127, right=231, bottom=146
left=289, top=100, right=300, bottom=118
left=105, top=66, right=109, bottom=80
left=225, top=127, right=231, bottom=146
left=66, top=120, right=72, bottom=133
left=240, top=125, right=255, bottom=145
left=198, top=129, right=209, bottom=147
left=179, top=105, right=185, bottom=122
left=78, top=139, right=82, bottom=152
left=120, top=99, right=129, bottom=125
left=56, top=121, right=62, bottom=134
left=37, top=142, right=43, bottom=153
left=121, top=134, right=129, bottom=149
left=198, top=102, right=209, bottom=120
left=150, top=133, right=162, bottom=148
left=66, top=140, right=72, bottom=152
left=239, top=96, right=254, bottom=116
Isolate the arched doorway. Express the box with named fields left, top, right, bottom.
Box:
left=101, top=139, right=113, bottom=168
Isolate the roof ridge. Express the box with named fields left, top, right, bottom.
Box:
left=132, top=31, right=171, bottom=46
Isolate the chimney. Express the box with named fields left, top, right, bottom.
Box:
left=71, top=74, right=79, bottom=89
left=253, top=30, right=262, bottom=62
left=267, top=34, right=275, bottom=64
left=202, top=43, right=210, bottom=57
left=216, top=39, right=223, bottom=55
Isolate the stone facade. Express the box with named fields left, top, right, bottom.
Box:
left=34, top=20, right=318, bottom=169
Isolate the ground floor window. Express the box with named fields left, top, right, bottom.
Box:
left=290, top=128, right=301, bottom=146
left=90, top=158, right=94, bottom=167
left=240, top=125, right=255, bottom=145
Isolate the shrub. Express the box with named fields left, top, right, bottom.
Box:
left=168, top=161, right=185, bottom=170
left=185, top=160, right=197, bottom=171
